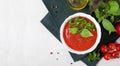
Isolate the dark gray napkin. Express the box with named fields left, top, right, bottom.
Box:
left=41, top=0, right=119, bottom=66
left=41, top=13, right=60, bottom=41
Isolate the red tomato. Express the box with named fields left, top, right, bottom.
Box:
left=116, top=44, right=120, bottom=52
left=104, top=53, right=111, bottom=60
left=108, top=42, right=116, bottom=50
left=100, top=45, right=108, bottom=53
left=111, top=51, right=119, bottom=58
left=115, top=22, right=120, bottom=36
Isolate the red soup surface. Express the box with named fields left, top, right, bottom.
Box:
left=63, top=18, right=97, bottom=51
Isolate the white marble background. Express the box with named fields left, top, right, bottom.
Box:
left=0, top=0, right=120, bottom=66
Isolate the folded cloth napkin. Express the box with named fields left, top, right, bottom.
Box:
left=41, top=0, right=119, bottom=66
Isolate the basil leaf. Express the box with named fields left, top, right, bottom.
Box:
left=108, top=1, right=119, bottom=14
left=95, top=8, right=105, bottom=23
left=98, top=16, right=104, bottom=23
left=97, top=53, right=100, bottom=58
left=87, top=58, right=91, bottom=62
left=112, top=9, right=120, bottom=16
left=99, top=1, right=107, bottom=8
left=110, top=16, right=114, bottom=23
left=102, top=19, right=116, bottom=32
left=93, top=51, right=97, bottom=58
left=69, top=19, right=74, bottom=25
left=75, top=17, right=81, bottom=22
left=69, top=27, right=78, bottom=34
left=95, top=8, right=101, bottom=19
left=80, top=29, right=93, bottom=38
left=89, top=0, right=102, bottom=13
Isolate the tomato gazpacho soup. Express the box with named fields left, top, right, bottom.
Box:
left=63, top=16, right=97, bottom=51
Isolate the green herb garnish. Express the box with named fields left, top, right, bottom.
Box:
left=80, top=29, right=93, bottom=38
left=87, top=50, right=101, bottom=62
left=69, top=27, right=78, bottom=34
left=69, top=17, right=95, bottom=38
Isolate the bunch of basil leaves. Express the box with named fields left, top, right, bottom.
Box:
left=89, top=0, right=120, bottom=34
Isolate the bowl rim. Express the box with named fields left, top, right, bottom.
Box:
left=60, top=12, right=101, bottom=54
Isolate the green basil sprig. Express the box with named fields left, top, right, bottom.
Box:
left=69, top=17, right=95, bottom=38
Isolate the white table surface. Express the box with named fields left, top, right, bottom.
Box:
left=0, top=0, right=120, bottom=66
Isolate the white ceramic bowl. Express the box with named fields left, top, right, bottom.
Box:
left=60, top=12, right=101, bottom=54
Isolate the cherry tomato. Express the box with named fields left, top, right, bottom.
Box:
left=108, top=42, right=116, bottom=50
left=100, top=45, right=108, bottom=53
left=104, top=53, right=111, bottom=60
left=116, top=44, right=120, bottom=52
left=115, top=22, right=120, bottom=36
left=111, top=51, right=119, bottom=58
